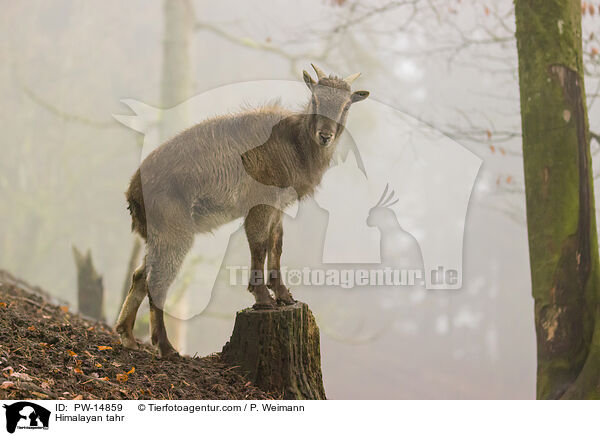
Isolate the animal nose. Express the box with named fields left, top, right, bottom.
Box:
left=318, top=131, right=333, bottom=143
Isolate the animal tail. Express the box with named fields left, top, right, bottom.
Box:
left=126, top=169, right=148, bottom=240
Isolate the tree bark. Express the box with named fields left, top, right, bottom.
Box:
left=72, top=246, right=104, bottom=321
left=515, top=0, right=600, bottom=399
left=221, top=302, right=327, bottom=400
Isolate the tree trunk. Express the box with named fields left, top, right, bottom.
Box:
left=160, top=0, right=195, bottom=351
left=72, top=246, right=104, bottom=321
left=221, top=302, right=327, bottom=400
left=515, top=0, right=600, bottom=399
left=160, top=0, right=194, bottom=111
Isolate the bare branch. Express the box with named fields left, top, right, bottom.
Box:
left=19, top=83, right=115, bottom=128
left=195, top=21, right=317, bottom=75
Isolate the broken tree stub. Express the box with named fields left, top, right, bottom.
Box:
left=72, top=246, right=104, bottom=321
left=221, top=301, right=326, bottom=400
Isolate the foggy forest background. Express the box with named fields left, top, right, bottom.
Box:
left=1, top=0, right=599, bottom=399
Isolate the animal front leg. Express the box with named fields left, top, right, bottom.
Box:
left=245, top=206, right=277, bottom=309
left=267, top=216, right=295, bottom=305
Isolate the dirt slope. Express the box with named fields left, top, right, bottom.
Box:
left=0, top=270, right=274, bottom=400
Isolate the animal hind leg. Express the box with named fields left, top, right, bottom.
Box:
left=267, top=213, right=295, bottom=305
left=146, top=234, right=193, bottom=358
left=115, top=257, right=147, bottom=350
left=148, top=300, right=177, bottom=358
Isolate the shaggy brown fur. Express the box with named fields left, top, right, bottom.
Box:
left=116, top=65, right=369, bottom=357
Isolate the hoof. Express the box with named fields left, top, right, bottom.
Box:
left=119, top=334, right=140, bottom=350
left=158, top=346, right=180, bottom=360
left=276, top=289, right=296, bottom=306
left=276, top=297, right=296, bottom=306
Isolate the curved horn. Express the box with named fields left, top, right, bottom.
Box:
left=344, top=72, right=361, bottom=84
left=311, top=63, right=327, bottom=80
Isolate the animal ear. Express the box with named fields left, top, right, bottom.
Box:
left=303, top=70, right=315, bottom=91
left=351, top=90, right=369, bottom=103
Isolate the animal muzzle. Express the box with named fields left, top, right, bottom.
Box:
left=317, top=130, right=334, bottom=146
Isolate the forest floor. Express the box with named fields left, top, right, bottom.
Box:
left=0, top=270, right=274, bottom=400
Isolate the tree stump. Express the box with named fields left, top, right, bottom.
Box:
left=221, top=302, right=326, bottom=400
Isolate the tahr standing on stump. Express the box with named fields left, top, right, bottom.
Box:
left=115, top=64, right=370, bottom=358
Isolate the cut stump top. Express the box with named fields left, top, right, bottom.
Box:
left=222, top=301, right=326, bottom=400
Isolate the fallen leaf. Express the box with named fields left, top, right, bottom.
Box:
left=100, top=377, right=109, bottom=381
left=73, top=394, right=83, bottom=400
left=126, top=367, right=135, bottom=375
left=67, top=350, right=78, bottom=357
left=1, top=381, right=14, bottom=389
left=97, top=346, right=113, bottom=351
left=116, top=373, right=128, bottom=383
left=0, top=302, right=6, bottom=308
left=95, top=363, right=103, bottom=368
left=73, top=368, right=83, bottom=375
left=27, top=326, right=36, bottom=331
left=490, top=145, right=496, bottom=153
left=12, top=372, right=33, bottom=381
left=2, top=366, right=14, bottom=376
